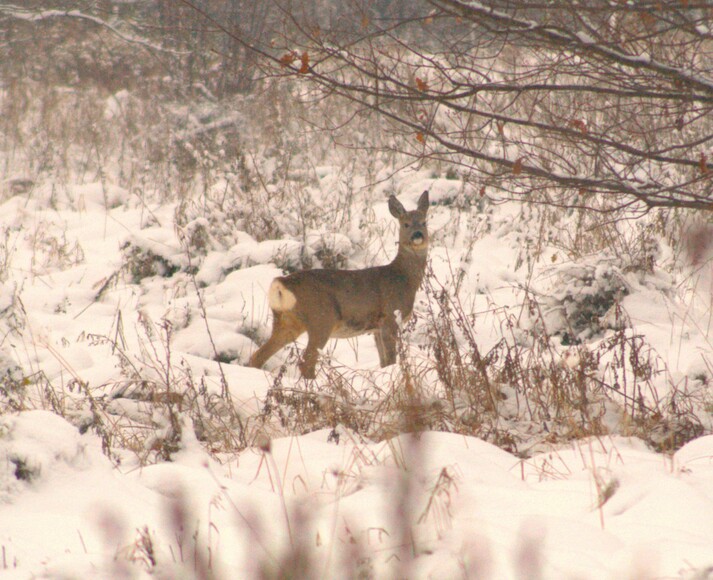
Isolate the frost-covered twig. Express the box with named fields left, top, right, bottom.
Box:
left=0, top=4, right=187, bottom=55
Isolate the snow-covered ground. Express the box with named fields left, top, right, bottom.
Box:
left=2, top=171, right=713, bottom=578
left=2, top=410, right=713, bottom=578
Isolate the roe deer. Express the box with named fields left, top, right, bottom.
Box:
left=249, top=191, right=430, bottom=378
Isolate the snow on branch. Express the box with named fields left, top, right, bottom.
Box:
left=0, top=4, right=187, bottom=55
left=430, top=0, right=713, bottom=97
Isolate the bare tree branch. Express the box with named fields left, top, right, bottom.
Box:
left=0, top=4, right=186, bottom=54
left=161, top=0, right=713, bottom=212
left=254, top=0, right=713, bottom=212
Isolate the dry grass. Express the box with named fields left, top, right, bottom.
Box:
left=1, top=61, right=707, bottom=460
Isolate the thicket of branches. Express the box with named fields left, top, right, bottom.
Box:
left=4, top=1, right=711, bottom=214
left=260, top=0, right=713, bottom=213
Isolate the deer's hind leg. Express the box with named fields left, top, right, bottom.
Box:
left=299, top=314, right=337, bottom=379
left=249, top=311, right=305, bottom=370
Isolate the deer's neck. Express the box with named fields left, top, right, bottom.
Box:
left=391, top=247, right=428, bottom=288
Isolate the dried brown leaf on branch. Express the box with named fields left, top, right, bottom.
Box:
left=299, top=52, right=309, bottom=74
left=513, top=158, right=523, bottom=176
left=279, top=52, right=296, bottom=67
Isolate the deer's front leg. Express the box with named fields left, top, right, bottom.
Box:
left=375, top=315, right=398, bottom=368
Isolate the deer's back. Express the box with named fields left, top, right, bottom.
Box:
left=277, top=266, right=419, bottom=335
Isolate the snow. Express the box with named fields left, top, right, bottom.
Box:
left=3, top=411, right=713, bottom=577
left=1, top=166, right=713, bottom=577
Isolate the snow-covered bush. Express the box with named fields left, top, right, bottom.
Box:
left=541, top=259, right=630, bottom=345
left=306, top=230, right=353, bottom=269
left=121, top=241, right=183, bottom=283
left=0, top=351, right=25, bottom=412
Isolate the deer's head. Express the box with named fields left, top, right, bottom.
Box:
left=389, top=190, right=430, bottom=255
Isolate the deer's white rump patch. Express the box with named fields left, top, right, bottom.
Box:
left=268, top=279, right=297, bottom=311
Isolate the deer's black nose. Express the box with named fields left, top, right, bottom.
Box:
left=411, top=231, right=425, bottom=245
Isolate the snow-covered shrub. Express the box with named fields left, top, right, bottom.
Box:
left=230, top=238, right=306, bottom=273
left=180, top=218, right=211, bottom=256
left=121, top=242, right=182, bottom=283
left=120, top=227, right=192, bottom=283
left=307, top=230, right=353, bottom=269
left=0, top=284, right=25, bottom=412
left=542, top=259, right=630, bottom=345
left=0, top=351, right=25, bottom=412
left=0, top=411, right=92, bottom=497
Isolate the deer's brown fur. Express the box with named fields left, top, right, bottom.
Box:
left=249, top=191, right=430, bottom=378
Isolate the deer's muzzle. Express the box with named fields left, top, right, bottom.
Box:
left=411, top=231, right=426, bottom=246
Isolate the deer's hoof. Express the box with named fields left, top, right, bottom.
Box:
left=298, top=362, right=317, bottom=379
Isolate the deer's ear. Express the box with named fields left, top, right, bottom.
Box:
left=417, top=190, right=430, bottom=213
left=388, top=195, right=406, bottom=218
